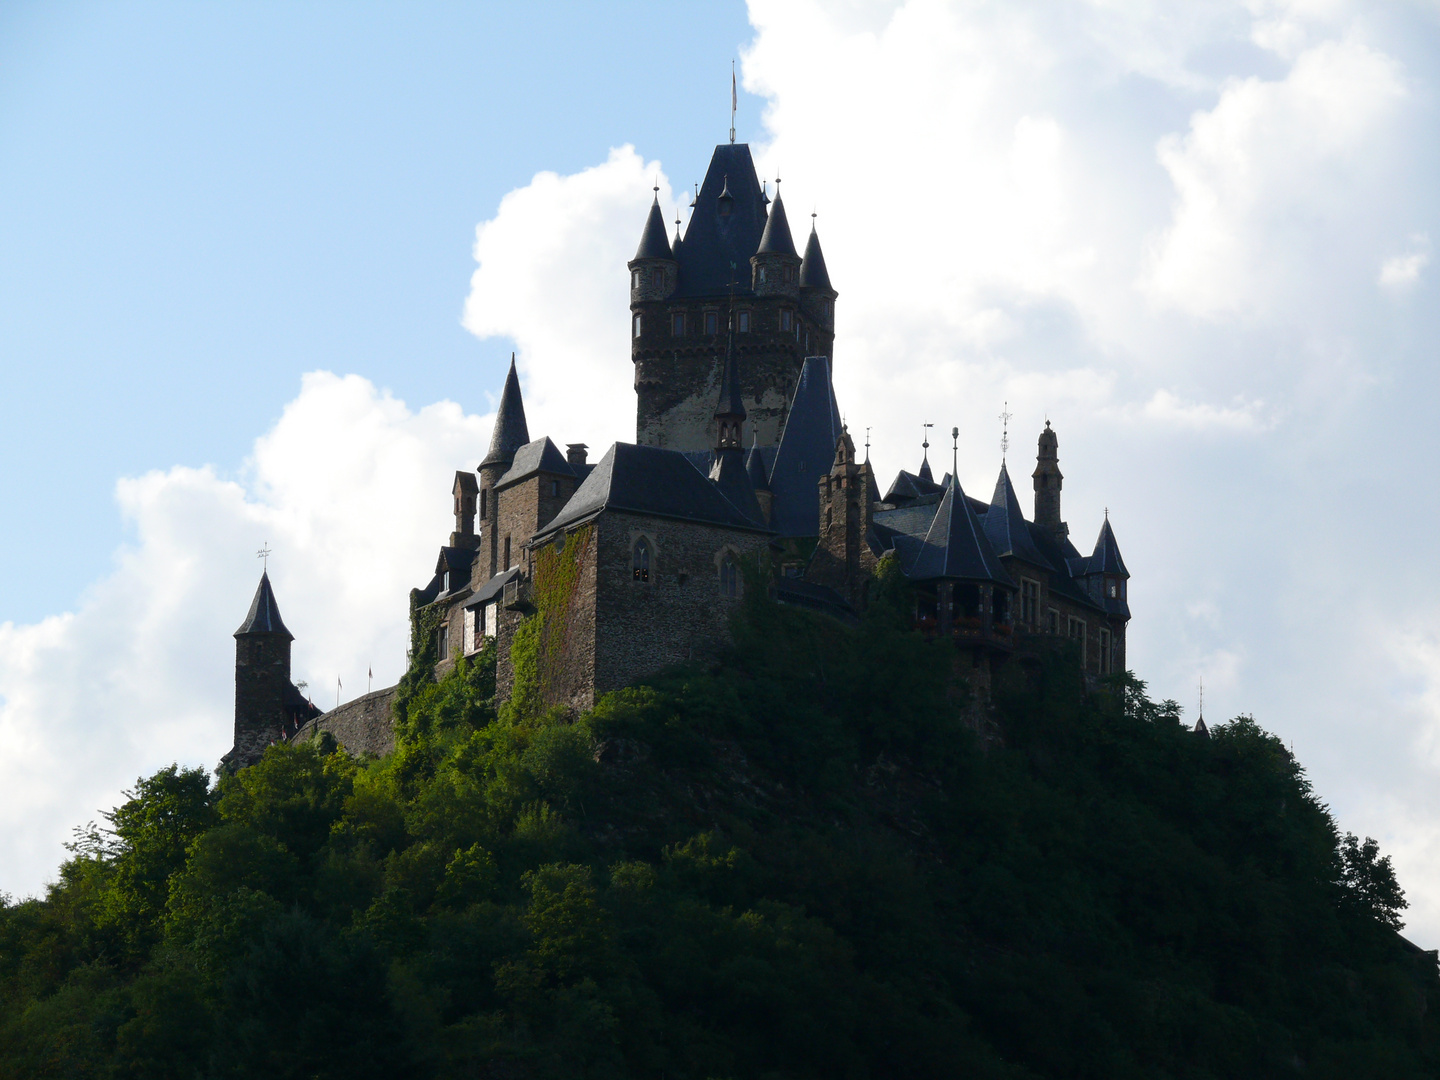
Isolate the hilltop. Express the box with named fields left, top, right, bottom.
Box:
left=1, top=565, right=1434, bottom=1079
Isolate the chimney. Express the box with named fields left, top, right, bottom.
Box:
left=566, top=443, right=588, bottom=469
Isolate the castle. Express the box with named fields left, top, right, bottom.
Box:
left=225, top=137, right=1130, bottom=767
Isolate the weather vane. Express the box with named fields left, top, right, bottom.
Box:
left=999, top=401, right=1012, bottom=460
left=922, top=422, right=933, bottom=452
left=256, top=542, right=272, bottom=570
left=864, top=426, right=871, bottom=460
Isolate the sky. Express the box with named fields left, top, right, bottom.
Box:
left=3, top=0, right=1440, bottom=939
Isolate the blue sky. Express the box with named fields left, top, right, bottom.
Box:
left=5, top=0, right=1440, bottom=942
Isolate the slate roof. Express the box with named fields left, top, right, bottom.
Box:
left=985, top=463, right=1054, bottom=571
left=799, top=223, right=833, bottom=290
left=756, top=192, right=797, bottom=256
left=904, top=475, right=1013, bottom=586
left=746, top=437, right=770, bottom=490
left=235, top=571, right=293, bottom=639
left=718, top=333, right=746, bottom=419
left=1087, top=517, right=1129, bottom=577
left=918, top=453, right=934, bottom=483
left=882, top=469, right=942, bottom=505
left=633, top=194, right=675, bottom=261
left=534, top=442, right=773, bottom=542
left=463, top=566, right=522, bottom=608
left=768, top=356, right=844, bottom=539
left=711, top=448, right=764, bottom=526
left=497, top=437, right=575, bottom=489
left=480, top=357, right=530, bottom=469
left=674, top=144, right=768, bottom=298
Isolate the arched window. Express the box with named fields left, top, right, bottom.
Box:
left=632, top=538, right=650, bottom=582
left=719, top=555, right=739, bottom=598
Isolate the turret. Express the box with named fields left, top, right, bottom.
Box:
left=798, top=216, right=837, bottom=333
left=227, top=571, right=314, bottom=771
left=750, top=189, right=800, bottom=298
left=808, top=428, right=876, bottom=609
left=628, top=189, right=678, bottom=308
left=746, top=434, right=771, bottom=524
left=1032, top=421, right=1066, bottom=537
left=479, top=356, right=531, bottom=578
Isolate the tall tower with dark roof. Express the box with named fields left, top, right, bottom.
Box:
left=478, top=356, right=530, bottom=579
left=1032, top=421, right=1066, bottom=538
left=227, top=571, right=317, bottom=771
left=631, top=144, right=836, bottom=453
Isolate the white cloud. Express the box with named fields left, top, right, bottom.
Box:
left=0, top=372, right=488, bottom=898
left=1142, top=38, right=1406, bottom=317
left=1379, top=234, right=1431, bottom=287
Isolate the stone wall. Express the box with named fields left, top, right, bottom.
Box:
left=591, top=510, right=768, bottom=699
left=292, top=685, right=398, bottom=759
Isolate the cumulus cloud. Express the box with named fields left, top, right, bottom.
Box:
left=0, top=373, right=488, bottom=898
left=1379, top=234, right=1431, bottom=288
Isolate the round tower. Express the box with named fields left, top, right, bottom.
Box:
left=230, top=570, right=295, bottom=770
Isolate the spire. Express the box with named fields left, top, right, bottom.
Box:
left=984, top=462, right=1053, bottom=569
left=715, top=325, right=746, bottom=450
left=1089, top=516, right=1129, bottom=577
left=235, top=570, right=293, bottom=639
left=756, top=190, right=797, bottom=256
left=746, top=433, right=770, bottom=491
left=799, top=218, right=832, bottom=290
left=480, top=355, right=531, bottom=469
left=634, top=189, right=673, bottom=260
left=672, top=211, right=684, bottom=256
left=919, top=424, right=934, bottom=483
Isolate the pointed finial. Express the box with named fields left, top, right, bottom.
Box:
left=730, top=60, right=737, bottom=144
left=999, top=400, right=1012, bottom=461
left=1198, top=677, right=1204, bottom=721
left=1105, top=506, right=1109, bottom=519
left=864, top=426, right=871, bottom=462
left=691, top=182, right=698, bottom=208
left=922, top=422, right=932, bottom=452
left=952, top=426, right=959, bottom=478
left=653, top=176, right=659, bottom=196
left=257, top=542, right=272, bottom=570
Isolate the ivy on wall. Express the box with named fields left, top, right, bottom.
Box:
left=527, top=523, right=594, bottom=711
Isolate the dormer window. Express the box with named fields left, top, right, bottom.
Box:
left=738, top=311, right=750, bottom=333
left=632, top=538, right=650, bottom=582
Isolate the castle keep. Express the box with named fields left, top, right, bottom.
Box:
left=226, top=136, right=1130, bottom=763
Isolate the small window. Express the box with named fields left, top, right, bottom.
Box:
left=631, top=270, right=641, bottom=289
left=1107, top=580, right=1118, bottom=599
left=504, top=536, right=511, bottom=569
left=1048, top=609, right=1059, bottom=634
left=719, top=555, right=739, bottom=598
left=550, top=479, right=560, bottom=497
left=758, top=265, right=767, bottom=283
left=651, top=267, right=663, bottom=287
left=737, top=310, right=750, bottom=333
left=1068, top=617, right=1087, bottom=663
left=1021, top=579, right=1040, bottom=625
left=705, top=311, right=718, bottom=335
left=780, top=309, right=792, bottom=332
left=632, top=538, right=650, bottom=582
left=483, top=602, right=497, bottom=638
left=437, top=624, right=449, bottom=659
left=442, top=570, right=450, bottom=593
left=671, top=312, right=685, bottom=336
left=633, top=313, right=642, bottom=338
left=479, top=489, right=487, bottom=518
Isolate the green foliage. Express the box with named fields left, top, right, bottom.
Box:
left=2, top=584, right=1437, bottom=1078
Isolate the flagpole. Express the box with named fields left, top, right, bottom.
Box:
left=730, top=61, right=737, bottom=144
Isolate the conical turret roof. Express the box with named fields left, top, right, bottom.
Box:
left=906, top=474, right=1013, bottom=585
left=1089, top=517, right=1129, bottom=576
left=633, top=193, right=674, bottom=261
left=799, top=222, right=832, bottom=290
left=480, top=356, right=531, bottom=470
left=235, top=570, right=293, bottom=639
left=918, top=451, right=934, bottom=484
left=985, top=462, right=1053, bottom=570
left=756, top=192, right=797, bottom=256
